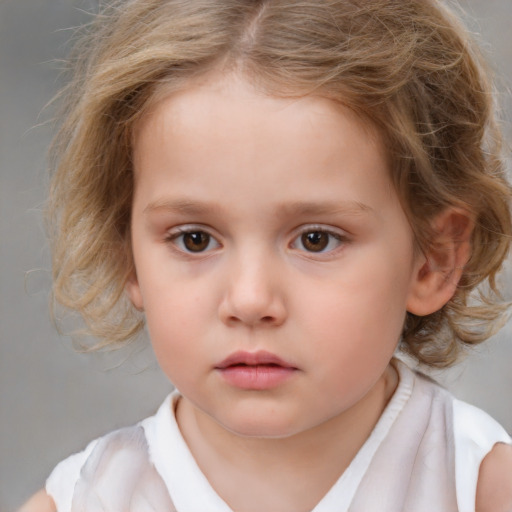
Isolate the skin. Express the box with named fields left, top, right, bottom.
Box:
left=21, top=74, right=512, bottom=511
left=475, top=443, right=512, bottom=512
left=129, top=74, right=426, bottom=511
left=129, top=74, right=422, bottom=447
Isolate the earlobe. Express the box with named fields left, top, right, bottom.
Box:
left=126, top=272, right=144, bottom=311
left=406, top=208, right=473, bottom=317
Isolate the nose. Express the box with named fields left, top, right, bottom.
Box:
left=218, top=252, right=287, bottom=328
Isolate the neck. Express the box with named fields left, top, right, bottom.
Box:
left=176, top=363, right=398, bottom=512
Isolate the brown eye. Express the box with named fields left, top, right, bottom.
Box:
left=183, top=231, right=211, bottom=252
left=301, top=231, right=329, bottom=252
left=168, top=228, right=220, bottom=254
left=292, top=228, right=345, bottom=254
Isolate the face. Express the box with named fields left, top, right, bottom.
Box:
left=128, top=74, right=423, bottom=439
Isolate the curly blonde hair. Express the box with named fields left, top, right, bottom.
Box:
left=48, top=0, right=511, bottom=366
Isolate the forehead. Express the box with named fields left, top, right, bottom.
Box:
left=136, top=71, right=382, bottom=147
left=131, top=73, right=397, bottom=217
left=136, top=73, right=384, bottom=155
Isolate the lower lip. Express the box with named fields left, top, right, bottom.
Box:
left=217, top=365, right=297, bottom=390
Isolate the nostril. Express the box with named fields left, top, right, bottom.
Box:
left=218, top=292, right=286, bottom=327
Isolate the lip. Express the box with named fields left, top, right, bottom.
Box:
left=215, top=350, right=298, bottom=390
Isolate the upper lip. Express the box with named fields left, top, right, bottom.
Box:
left=215, top=350, right=296, bottom=369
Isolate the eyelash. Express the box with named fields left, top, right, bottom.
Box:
left=290, top=226, right=347, bottom=255
left=165, top=227, right=221, bottom=254
left=164, top=225, right=348, bottom=255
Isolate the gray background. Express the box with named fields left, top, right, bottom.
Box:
left=1, top=1, right=511, bottom=510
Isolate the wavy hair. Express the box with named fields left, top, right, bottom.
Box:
left=48, top=0, right=511, bottom=366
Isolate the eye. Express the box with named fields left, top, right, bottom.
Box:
left=291, top=228, right=345, bottom=254
left=167, top=228, right=220, bottom=253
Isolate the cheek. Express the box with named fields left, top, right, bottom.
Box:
left=300, top=271, right=405, bottom=407
left=142, top=282, right=209, bottom=360
left=298, top=255, right=410, bottom=357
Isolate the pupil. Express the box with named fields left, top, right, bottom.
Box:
left=184, top=232, right=209, bottom=252
left=302, top=231, right=328, bottom=252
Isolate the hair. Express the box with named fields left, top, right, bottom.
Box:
left=48, top=0, right=511, bottom=367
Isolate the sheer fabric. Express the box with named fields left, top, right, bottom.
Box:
left=47, top=360, right=511, bottom=512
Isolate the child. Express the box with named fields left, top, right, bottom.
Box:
left=20, top=0, right=512, bottom=511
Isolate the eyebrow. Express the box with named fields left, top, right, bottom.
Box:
left=143, top=198, right=374, bottom=217
left=144, top=198, right=219, bottom=216
left=278, top=200, right=374, bottom=217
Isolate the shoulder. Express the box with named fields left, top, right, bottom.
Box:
left=17, top=490, right=56, bottom=512
left=45, top=438, right=98, bottom=512
left=44, top=394, right=173, bottom=512
left=46, top=425, right=148, bottom=511
left=475, top=443, right=512, bottom=512
left=450, top=397, right=512, bottom=512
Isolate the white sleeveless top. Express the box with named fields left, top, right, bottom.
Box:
left=46, top=360, right=511, bottom=512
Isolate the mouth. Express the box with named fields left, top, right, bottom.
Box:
left=215, top=351, right=298, bottom=390
left=216, top=350, right=295, bottom=369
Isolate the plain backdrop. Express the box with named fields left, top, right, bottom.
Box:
left=1, top=1, right=511, bottom=510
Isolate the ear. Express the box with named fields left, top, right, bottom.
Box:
left=406, top=208, right=473, bottom=316
left=125, top=271, right=144, bottom=311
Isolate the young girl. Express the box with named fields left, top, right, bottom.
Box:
left=21, top=0, right=512, bottom=511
